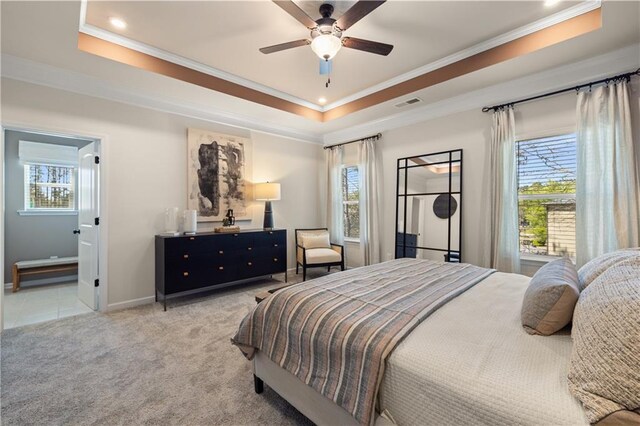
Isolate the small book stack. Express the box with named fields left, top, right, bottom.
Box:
left=214, top=226, right=241, bottom=233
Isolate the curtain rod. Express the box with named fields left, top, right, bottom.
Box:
left=323, top=133, right=381, bottom=150
left=482, top=68, right=640, bottom=113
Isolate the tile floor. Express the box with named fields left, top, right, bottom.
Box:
left=3, top=282, right=94, bottom=329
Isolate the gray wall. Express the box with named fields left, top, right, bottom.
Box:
left=4, top=130, right=91, bottom=283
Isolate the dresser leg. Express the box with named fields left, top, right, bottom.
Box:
left=254, top=375, right=264, bottom=394
left=285, top=271, right=288, bottom=283
left=164, top=296, right=167, bottom=312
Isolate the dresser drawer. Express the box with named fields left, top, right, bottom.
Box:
left=164, top=234, right=246, bottom=257
left=254, top=230, right=286, bottom=248
left=164, top=264, right=239, bottom=293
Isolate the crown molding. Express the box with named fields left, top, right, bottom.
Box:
left=78, top=0, right=322, bottom=113
left=5, top=44, right=636, bottom=149
left=0, top=54, right=324, bottom=144
left=78, top=0, right=600, bottom=114
left=322, top=44, right=640, bottom=145
left=323, top=0, right=601, bottom=110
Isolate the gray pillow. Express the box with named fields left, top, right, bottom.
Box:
left=577, top=248, right=640, bottom=291
left=568, top=257, right=640, bottom=424
left=521, top=257, right=580, bottom=336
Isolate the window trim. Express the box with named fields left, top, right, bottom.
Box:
left=22, top=163, right=78, bottom=213
left=17, top=210, right=78, bottom=216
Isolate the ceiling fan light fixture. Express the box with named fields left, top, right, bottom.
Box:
left=311, top=34, right=342, bottom=61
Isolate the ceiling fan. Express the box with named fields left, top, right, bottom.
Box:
left=259, top=0, right=393, bottom=62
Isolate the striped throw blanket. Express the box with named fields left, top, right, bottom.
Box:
left=232, top=258, right=494, bottom=425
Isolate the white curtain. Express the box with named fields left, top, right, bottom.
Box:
left=489, top=107, right=521, bottom=273
left=358, top=137, right=382, bottom=265
left=326, top=146, right=344, bottom=244
left=576, top=80, right=640, bottom=267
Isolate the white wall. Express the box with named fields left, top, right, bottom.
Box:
left=377, top=109, right=491, bottom=267
left=1, top=78, right=324, bottom=308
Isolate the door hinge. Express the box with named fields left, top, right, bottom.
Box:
left=95, top=217, right=100, bottom=226
left=94, top=156, right=100, bottom=164
left=94, top=279, right=99, bottom=287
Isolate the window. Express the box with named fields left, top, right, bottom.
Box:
left=517, top=134, right=576, bottom=259
left=342, top=166, right=360, bottom=239
left=24, top=164, right=75, bottom=210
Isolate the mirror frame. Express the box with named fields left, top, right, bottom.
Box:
left=395, top=149, right=463, bottom=262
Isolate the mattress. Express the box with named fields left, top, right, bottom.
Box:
left=379, top=271, right=589, bottom=425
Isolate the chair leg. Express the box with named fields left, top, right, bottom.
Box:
left=303, top=267, right=306, bottom=282
left=341, top=262, right=345, bottom=271
left=327, top=266, right=331, bottom=272
left=296, top=263, right=299, bottom=274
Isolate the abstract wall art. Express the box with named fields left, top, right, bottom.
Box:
left=187, top=128, right=252, bottom=221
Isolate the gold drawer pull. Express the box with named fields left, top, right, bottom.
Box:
left=273, top=258, right=278, bottom=262
left=183, top=272, right=189, bottom=277
left=218, top=266, right=224, bottom=271
left=183, top=254, right=189, bottom=259
left=219, top=250, right=224, bottom=254
left=247, top=262, right=253, bottom=266
left=189, top=237, right=195, bottom=241
left=248, top=247, right=252, bottom=251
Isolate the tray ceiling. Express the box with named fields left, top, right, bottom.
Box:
left=83, top=0, right=588, bottom=110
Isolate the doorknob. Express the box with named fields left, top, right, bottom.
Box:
left=73, top=229, right=81, bottom=235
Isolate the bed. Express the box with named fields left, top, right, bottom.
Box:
left=233, top=258, right=589, bottom=426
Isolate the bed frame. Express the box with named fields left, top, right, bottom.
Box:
left=252, top=352, right=392, bottom=426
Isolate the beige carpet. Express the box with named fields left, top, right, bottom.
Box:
left=1, top=271, right=333, bottom=425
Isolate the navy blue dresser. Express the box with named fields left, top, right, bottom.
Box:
left=155, top=229, right=287, bottom=310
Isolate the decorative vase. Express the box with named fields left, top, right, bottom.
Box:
left=164, top=207, right=180, bottom=236
left=183, top=210, right=197, bottom=235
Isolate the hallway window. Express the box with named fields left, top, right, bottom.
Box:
left=24, top=164, right=75, bottom=210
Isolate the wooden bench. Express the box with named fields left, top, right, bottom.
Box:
left=12, top=257, right=78, bottom=293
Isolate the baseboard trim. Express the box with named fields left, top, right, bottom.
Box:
left=107, top=296, right=155, bottom=312
left=4, top=275, right=78, bottom=289
left=104, top=268, right=323, bottom=312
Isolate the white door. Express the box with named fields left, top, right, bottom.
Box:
left=77, top=143, right=99, bottom=310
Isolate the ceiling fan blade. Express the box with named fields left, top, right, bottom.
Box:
left=272, top=1, right=317, bottom=29
left=336, top=0, right=386, bottom=31
left=342, top=37, right=393, bottom=56
left=259, top=39, right=311, bottom=54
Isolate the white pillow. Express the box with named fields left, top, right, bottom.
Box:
left=301, top=233, right=331, bottom=249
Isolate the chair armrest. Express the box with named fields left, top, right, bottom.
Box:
left=330, top=244, right=344, bottom=261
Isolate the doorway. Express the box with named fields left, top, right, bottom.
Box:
left=1, top=128, right=102, bottom=329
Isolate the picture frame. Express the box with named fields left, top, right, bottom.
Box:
left=187, top=128, right=252, bottom=222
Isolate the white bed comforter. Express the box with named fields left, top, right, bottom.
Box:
left=379, top=271, right=589, bottom=426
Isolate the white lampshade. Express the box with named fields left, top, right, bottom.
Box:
left=311, top=34, right=342, bottom=60
left=254, top=182, right=281, bottom=201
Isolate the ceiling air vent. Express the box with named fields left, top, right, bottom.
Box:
left=394, top=97, right=423, bottom=108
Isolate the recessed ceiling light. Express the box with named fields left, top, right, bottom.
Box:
left=544, top=0, right=560, bottom=7
left=318, top=97, right=327, bottom=104
left=109, top=17, right=127, bottom=29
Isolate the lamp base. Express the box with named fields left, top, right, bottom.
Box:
left=263, top=201, right=274, bottom=230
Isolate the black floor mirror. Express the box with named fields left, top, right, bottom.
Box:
left=395, top=149, right=463, bottom=263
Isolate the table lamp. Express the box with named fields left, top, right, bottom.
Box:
left=254, top=182, right=281, bottom=230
